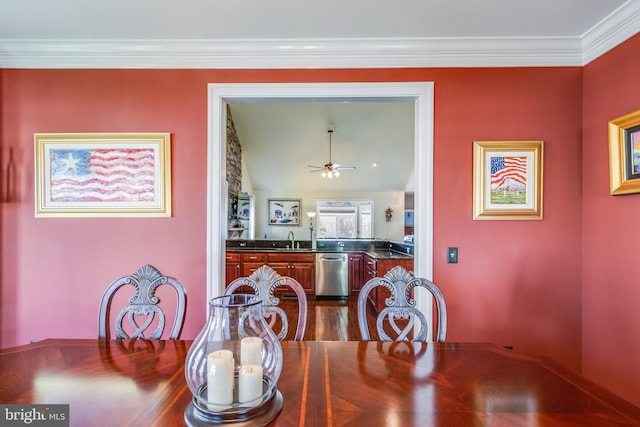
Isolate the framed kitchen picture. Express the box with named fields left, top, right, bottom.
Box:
left=473, top=140, right=543, bottom=220
left=608, top=108, right=640, bottom=195
left=34, top=133, right=172, bottom=217
left=268, top=199, right=301, bottom=225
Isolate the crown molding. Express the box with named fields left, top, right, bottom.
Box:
left=582, top=0, right=640, bottom=64
left=0, top=37, right=585, bottom=69
left=0, top=4, right=637, bottom=69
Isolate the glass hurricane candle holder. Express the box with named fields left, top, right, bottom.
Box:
left=184, top=294, right=283, bottom=426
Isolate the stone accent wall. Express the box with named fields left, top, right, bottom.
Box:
left=226, top=105, right=242, bottom=199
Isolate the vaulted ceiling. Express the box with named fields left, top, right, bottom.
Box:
left=229, top=101, right=415, bottom=193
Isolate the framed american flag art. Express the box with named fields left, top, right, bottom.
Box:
left=34, top=133, right=171, bottom=217
left=608, top=108, right=640, bottom=195
left=472, top=140, right=543, bottom=220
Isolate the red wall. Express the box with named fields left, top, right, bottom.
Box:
left=582, top=34, right=640, bottom=406
left=433, top=67, right=584, bottom=365
left=0, top=61, right=596, bottom=396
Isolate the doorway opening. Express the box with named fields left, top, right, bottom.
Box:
left=207, top=82, right=434, bottom=324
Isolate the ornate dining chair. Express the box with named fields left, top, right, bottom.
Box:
left=357, top=266, right=447, bottom=342
left=225, top=265, right=308, bottom=340
left=98, top=265, right=187, bottom=340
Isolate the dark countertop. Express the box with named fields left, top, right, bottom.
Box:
left=226, top=238, right=414, bottom=259
left=364, top=249, right=413, bottom=260
left=226, top=247, right=413, bottom=260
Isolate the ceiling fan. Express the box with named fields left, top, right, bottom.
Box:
left=308, top=129, right=356, bottom=178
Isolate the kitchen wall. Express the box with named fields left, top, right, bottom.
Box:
left=1, top=33, right=639, bottom=406
left=252, top=190, right=405, bottom=241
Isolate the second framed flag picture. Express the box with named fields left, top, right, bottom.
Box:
left=472, top=140, right=543, bottom=220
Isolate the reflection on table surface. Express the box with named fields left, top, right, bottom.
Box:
left=1, top=339, right=639, bottom=426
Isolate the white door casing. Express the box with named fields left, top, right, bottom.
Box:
left=207, top=82, right=434, bottom=335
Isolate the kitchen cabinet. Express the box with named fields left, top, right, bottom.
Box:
left=225, top=252, right=241, bottom=285
left=240, top=252, right=267, bottom=276
left=372, top=258, right=414, bottom=312
left=376, top=258, right=414, bottom=277
left=225, top=250, right=411, bottom=303
left=363, top=254, right=378, bottom=308
left=348, top=253, right=365, bottom=298
left=266, top=253, right=315, bottom=295
left=226, top=251, right=315, bottom=296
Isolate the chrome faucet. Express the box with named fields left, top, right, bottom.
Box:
left=287, top=231, right=295, bottom=248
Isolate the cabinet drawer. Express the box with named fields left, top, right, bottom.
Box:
left=225, top=252, right=240, bottom=262
left=242, top=262, right=265, bottom=276
left=267, top=253, right=315, bottom=263
left=364, top=255, right=377, bottom=271
left=241, top=253, right=267, bottom=262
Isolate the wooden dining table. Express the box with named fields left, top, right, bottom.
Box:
left=1, top=339, right=639, bottom=426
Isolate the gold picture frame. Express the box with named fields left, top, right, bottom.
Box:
left=608, top=109, right=640, bottom=195
left=34, top=133, right=171, bottom=217
left=473, top=140, right=543, bottom=220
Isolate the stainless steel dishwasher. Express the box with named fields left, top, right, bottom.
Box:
left=315, top=252, right=349, bottom=297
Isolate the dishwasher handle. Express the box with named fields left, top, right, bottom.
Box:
left=320, top=256, right=346, bottom=262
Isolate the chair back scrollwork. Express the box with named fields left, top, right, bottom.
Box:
left=98, top=265, right=187, bottom=340
left=358, top=266, right=447, bottom=342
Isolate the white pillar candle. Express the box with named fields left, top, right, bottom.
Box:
left=240, top=337, right=263, bottom=366
left=238, top=364, right=263, bottom=405
left=207, top=350, right=234, bottom=410
left=213, top=349, right=235, bottom=390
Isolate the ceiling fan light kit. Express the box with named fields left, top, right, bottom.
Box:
left=308, top=129, right=356, bottom=178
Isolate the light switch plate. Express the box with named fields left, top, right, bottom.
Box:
left=447, top=247, right=458, bottom=263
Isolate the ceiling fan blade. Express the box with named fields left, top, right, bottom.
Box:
left=308, top=131, right=357, bottom=174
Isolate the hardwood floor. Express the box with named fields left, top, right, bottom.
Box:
left=278, top=297, right=375, bottom=341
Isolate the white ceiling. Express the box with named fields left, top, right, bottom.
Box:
left=0, top=1, right=638, bottom=68
left=0, top=0, right=626, bottom=39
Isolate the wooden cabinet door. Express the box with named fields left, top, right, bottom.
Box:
left=373, top=258, right=415, bottom=312
left=268, top=262, right=290, bottom=277
left=240, top=253, right=268, bottom=276
left=266, top=262, right=290, bottom=296
left=267, top=253, right=315, bottom=296
left=348, top=253, right=364, bottom=297
left=242, top=262, right=265, bottom=276
left=290, top=262, right=315, bottom=294
left=376, top=258, right=414, bottom=277
left=225, top=253, right=241, bottom=285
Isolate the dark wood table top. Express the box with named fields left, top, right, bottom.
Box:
left=1, top=339, right=639, bottom=426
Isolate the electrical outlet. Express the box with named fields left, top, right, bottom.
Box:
left=447, top=247, right=458, bottom=263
